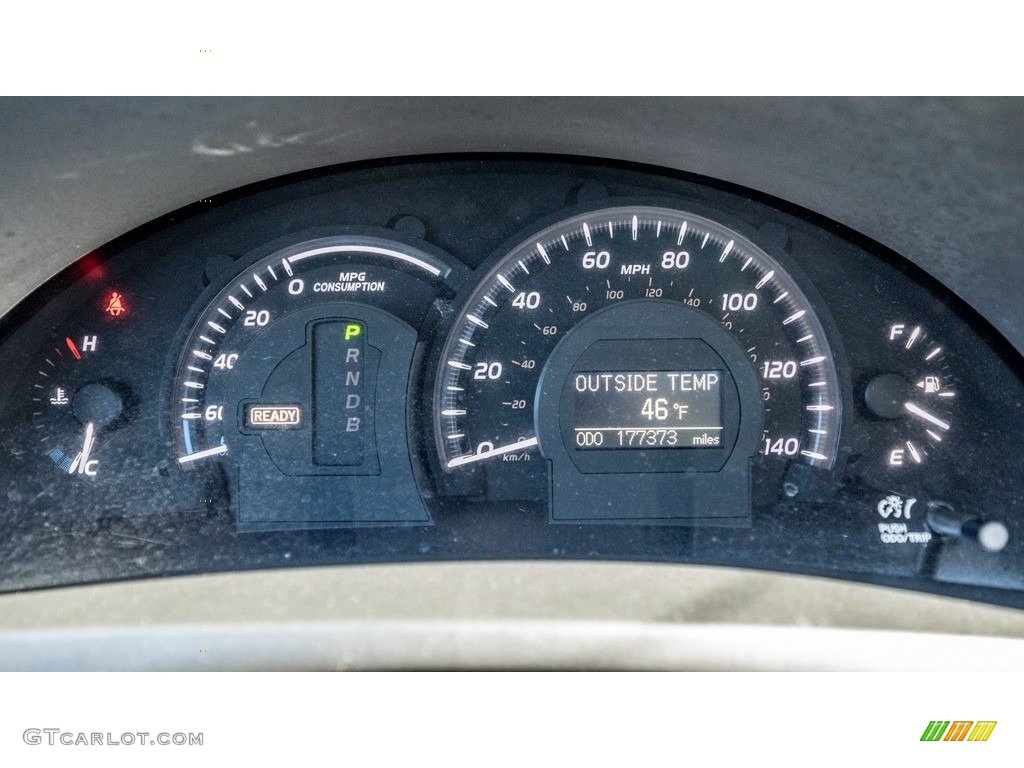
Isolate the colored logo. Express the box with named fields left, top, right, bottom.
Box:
left=921, top=721, right=997, bottom=742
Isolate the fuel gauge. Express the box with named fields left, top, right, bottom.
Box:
left=863, top=322, right=956, bottom=469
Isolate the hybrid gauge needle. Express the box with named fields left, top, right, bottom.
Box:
left=447, top=437, right=539, bottom=468
left=67, top=421, right=97, bottom=475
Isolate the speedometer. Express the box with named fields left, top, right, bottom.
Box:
left=435, top=206, right=842, bottom=522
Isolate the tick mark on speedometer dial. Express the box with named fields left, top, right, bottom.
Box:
left=435, top=206, right=841, bottom=508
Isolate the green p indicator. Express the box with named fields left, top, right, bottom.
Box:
left=312, top=319, right=366, bottom=466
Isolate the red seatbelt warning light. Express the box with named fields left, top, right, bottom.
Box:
left=104, top=291, right=127, bottom=317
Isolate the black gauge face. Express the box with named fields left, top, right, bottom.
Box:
left=33, top=336, right=122, bottom=480
left=435, top=206, right=842, bottom=516
left=861, top=322, right=956, bottom=472
left=23, top=330, right=142, bottom=513
left=171, top=234, right=454, bottom=529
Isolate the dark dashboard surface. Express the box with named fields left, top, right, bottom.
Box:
left=1, top=151, right=1022, bottom=609
left=3, top=99, right=1024, bottom=351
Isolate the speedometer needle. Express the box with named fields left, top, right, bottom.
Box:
left=447, top=437, right=539, bottom=468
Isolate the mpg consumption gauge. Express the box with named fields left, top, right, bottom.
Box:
left=435, top=206, right=843, bottom=522
left=171, top=233, right=458, bottom=530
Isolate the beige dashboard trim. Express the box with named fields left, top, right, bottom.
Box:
left=0, top=562, right=1022, bottom=670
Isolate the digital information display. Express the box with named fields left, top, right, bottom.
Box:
left=572, top=370, right=723, bottom=450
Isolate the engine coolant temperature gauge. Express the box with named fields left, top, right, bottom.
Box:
left=31, top=333, right=132, bottom=480
left=863, top=322, right=956, bottom=469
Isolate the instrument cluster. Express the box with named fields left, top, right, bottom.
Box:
left=0, top=156, right=1021, bottom=607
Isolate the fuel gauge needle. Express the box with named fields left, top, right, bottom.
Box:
left=67, top=421, right=96, bottom=474
left=904, top=402, right=950, bottom=432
